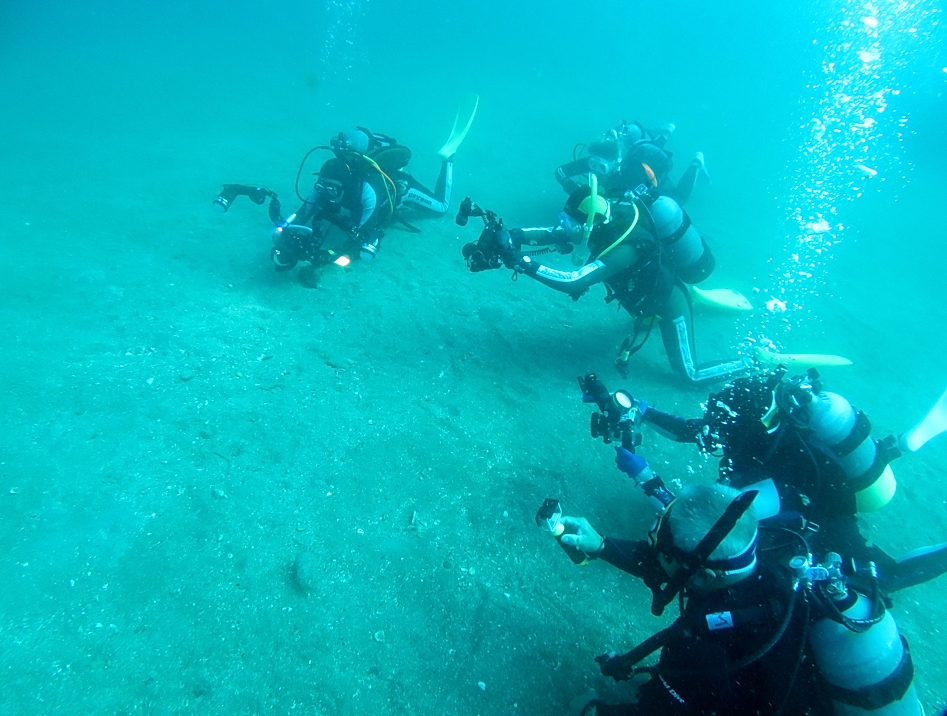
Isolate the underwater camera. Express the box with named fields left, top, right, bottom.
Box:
left=578, top=373, right=640, bottom=450
left=535, top=498, right=588, bottom=566
left=457, top=197, right=517, bottom=272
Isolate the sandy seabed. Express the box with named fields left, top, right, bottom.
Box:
left=1, top=116, right=945, bottom=715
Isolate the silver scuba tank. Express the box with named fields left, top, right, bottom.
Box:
left=807, top=556, right=922, bottom=716
left=648, top=196, right=714, bottom=284
left=804, top=391, right=896, bottom=512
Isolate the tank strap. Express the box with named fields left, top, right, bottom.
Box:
left=821, top=635, right=914, bottom=710
left=663, top=210, right=692, bottom=245
left=831, top=410, right=872, bottom=458
left=849, top=450, right=892, bottom=494
left=650, top=490, right=759, bottom=616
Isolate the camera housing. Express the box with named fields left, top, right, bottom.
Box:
left=578, top=374, right=640, bottom=449
left=456, top=197, right=519, bottom=273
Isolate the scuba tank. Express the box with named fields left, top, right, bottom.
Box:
left=782, top=379, right=897, bottom=512
left=648, top=196, right=715, bottom=284
left=802, top=554, right=922, bottom=716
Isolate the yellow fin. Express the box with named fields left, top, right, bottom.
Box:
left=689, top=285, right=753, bottom=311
left=438, top=93, right=479, bottom=159
left=754, top=346, right=853, bottom=368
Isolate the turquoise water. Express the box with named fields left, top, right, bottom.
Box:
left=1, top=1, right=946, bottom=712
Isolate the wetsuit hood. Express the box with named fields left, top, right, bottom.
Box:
left=620, top=142, right=672, bottom=186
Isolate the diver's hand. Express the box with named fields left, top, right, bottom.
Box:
left=595, top=652, right=634, bottom=682
left=614, top=447, right=647, bottom=479
left=559, top=516, right=604, bottom=554
left=514, top=254, right=539, bottom=276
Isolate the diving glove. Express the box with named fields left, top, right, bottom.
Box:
left=595, top=652, right=634, bottom=681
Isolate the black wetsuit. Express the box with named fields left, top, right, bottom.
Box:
left=276, top=148, right=452, bottom=267
left=590, top=538, right=829, bottom=716
left=641, top=406, right=947, bottom=592
left=556, top=142, right=702, bottom=206
left=514, top=200, right=747, bottom=385
left=273, top=168, right=393, bottom=266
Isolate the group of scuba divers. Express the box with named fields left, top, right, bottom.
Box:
left=213, top=97, right=947, bottom=715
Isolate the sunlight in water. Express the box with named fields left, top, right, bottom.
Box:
left=320, top=0, right=369, bottom=83
left=754, top=0, right=940, bottom=345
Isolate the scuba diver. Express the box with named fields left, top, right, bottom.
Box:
left=615, top=365, right=947, bottom=594
left=268, top=126, right=458, bottom=272
left=214, top=128, right=452, bottom=273
left=546, top=483, right=924, bottom=716
left=211, top=95, right=479, bottom=276
left=555, top=120, right=706, bottom=207
left=457, top=179, right=749, bottom=385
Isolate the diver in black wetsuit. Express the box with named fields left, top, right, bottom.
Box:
left=625, top=366, right=947, bottom=593
left=213, top=127, right=454, bottom=274
left=270, top=128, right=454, bottom=271
left=459, top=183, right=748, bottom=385
left=555, top=121, right=706, bottom=207
left=553, top=482, right=922, bottom=716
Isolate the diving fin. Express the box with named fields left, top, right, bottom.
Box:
left=899, top=386, right=947, bottom=453
left=754, top=346, right=853, bottom=368
left=689, top=285, right=753, bottom=311
left=882, top=542, right=947, bottom=592
left=438, top=93, right=479, bottom=160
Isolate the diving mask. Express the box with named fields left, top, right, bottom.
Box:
left=315, top=179, right=343, bottom=202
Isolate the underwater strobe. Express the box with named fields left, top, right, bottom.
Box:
left=213, top=184, right=279, bottom=214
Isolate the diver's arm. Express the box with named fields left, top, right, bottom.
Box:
left=554, top=158, right=591, bottom=195
left=355, top=181, right=381, bottom=230
left=511, top=226, right=571, bottom=248
left=516, top=254, right=616, bottom=298
left=323, top=181, right=379, bottom=236
left=285, top=185, right=321, bottom=228
left=641, top=408, right=706, bottom=444
left=597, top=538, right=667, bottom=582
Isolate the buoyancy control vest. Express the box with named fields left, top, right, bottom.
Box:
left=589, top=203, right=675, bottom=319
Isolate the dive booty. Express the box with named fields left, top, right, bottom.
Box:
left=649, top=196, right=714, bottom=284
left=809, top=589, right=923, bottom=716
left=803, top=391, right=896, bottom=512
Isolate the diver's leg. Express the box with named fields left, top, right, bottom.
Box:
left=659, top=284, right=748, bottom=385
left=649, top=123, right=676, bottom=149
left=667, top=153, right=704, bottom=207
left=399, top=158, right=453, bottom=214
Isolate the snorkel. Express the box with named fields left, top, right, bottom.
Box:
left=572, top=174, right=599, bottom=265
left=584, top=173, right=599, bottom=243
